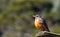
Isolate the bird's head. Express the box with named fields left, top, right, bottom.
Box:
left=33, top=15, right=43, bottom=23
left=33, top=15, right=41, bottom=18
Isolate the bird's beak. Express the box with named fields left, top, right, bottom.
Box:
left=32, top=15, right=36, bottom=19
left=33, top=15, right=36, bottom=17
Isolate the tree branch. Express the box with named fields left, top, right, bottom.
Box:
left=36, top=31, right=60, bottom=37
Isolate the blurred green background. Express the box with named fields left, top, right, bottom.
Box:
left=0, top=0, right=60, bottom=37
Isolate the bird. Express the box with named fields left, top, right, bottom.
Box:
left=33, top=15, right=50, bottom=32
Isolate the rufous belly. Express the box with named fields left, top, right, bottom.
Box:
left=35, top=21, right=45, bottom=31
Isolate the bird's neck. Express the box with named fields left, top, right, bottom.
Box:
left=35, top=17, right=40, bottom=21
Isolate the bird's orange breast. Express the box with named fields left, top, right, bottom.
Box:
left=35, top=21, right=45, bottom=30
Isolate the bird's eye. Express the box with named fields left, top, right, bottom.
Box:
left=36, top=16, right=38, bottom=17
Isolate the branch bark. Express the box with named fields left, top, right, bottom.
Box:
left=36, top=31, right=60, bottom=37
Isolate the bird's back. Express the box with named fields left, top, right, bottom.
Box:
left=42, top=19, right=50, bottom=32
